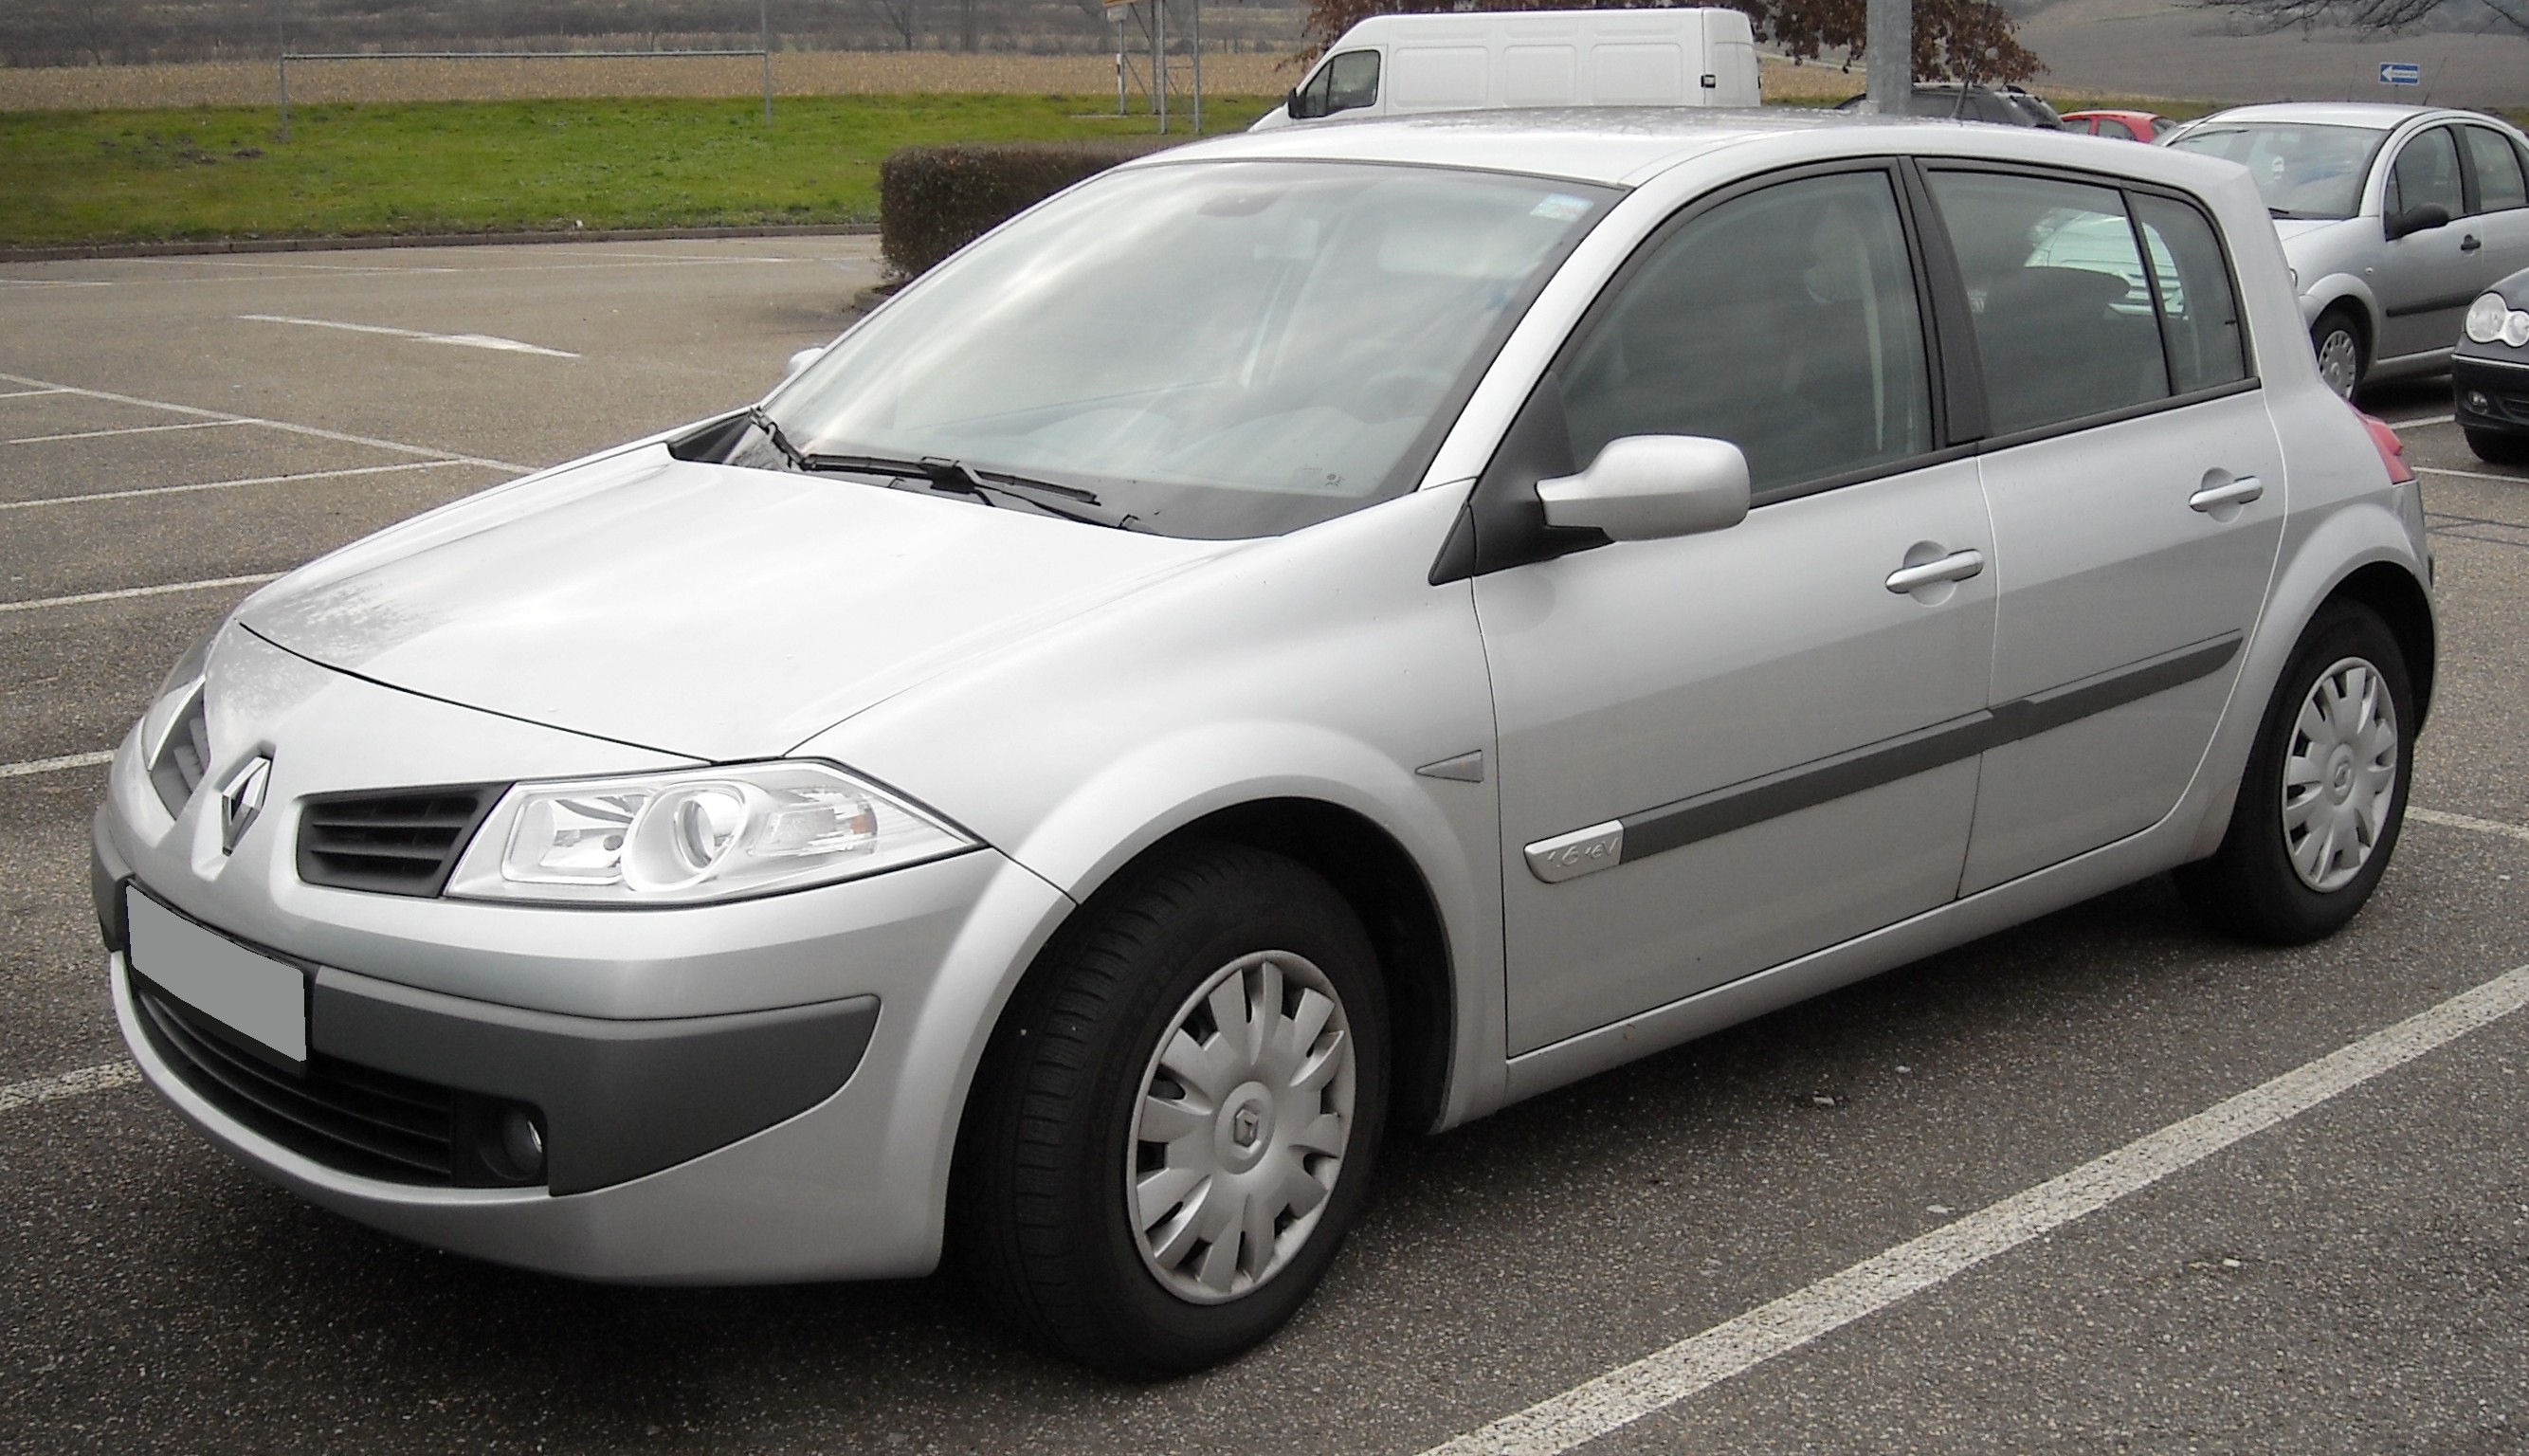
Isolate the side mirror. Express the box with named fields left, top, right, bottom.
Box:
left=784, top=345, right=827, bottom=381
left=2386, top=203, right=2450, bottom=241
left=1537, top=435, right=1750, bottom=542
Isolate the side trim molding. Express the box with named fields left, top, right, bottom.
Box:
left=1521, top=631, right=2243, bottom=883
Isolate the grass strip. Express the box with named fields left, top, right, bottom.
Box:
left=0, top=93, right=1278, bottom=248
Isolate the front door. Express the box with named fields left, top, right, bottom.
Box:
left=1918, top=168, right=2287, bottom=892
left=1476, top=167, right=1998, bottom=1054
left=2375, top=125, right=2480, bottom=362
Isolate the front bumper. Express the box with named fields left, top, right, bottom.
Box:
left=2454, top=349, right=2529, bottom=437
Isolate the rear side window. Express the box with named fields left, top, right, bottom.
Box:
left=2097, top=118, right=2136, bottom=141
left=1556, top=170, right=1934, bottom=497
left=2132, top=195, right=2247, bottom=393
left=1928, top=172, right=2170, bottom=435
left=2388, top=127, right=2464, bottom=217
left=2463, top=125, right=2529, bottom=212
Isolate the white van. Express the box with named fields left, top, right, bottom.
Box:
left=1249, top=8, right=1762, bottom=131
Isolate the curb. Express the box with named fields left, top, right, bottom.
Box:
left=0, top=222, right=877, bottom=264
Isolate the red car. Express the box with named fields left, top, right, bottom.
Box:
left=2060, top=109, right=2177, bottom=142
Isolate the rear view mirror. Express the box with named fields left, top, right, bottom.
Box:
left=1537, top=435, right=1751, bottom=542
left=2386, top=203, right=2450, bottom=241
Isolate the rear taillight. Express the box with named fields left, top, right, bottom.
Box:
left=2356, top=407, right=2414, bottom=485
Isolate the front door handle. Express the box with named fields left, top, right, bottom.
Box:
left=2462, top=233, right=2483, bottom=252
left=2189, top=476, right=2265, bottom=512
left=1884, top=549, right=1986, bottom=593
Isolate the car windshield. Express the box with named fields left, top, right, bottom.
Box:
left=2166, top=121, right=2387, bottom=219
left=759, top=160, right=1614, bottom=539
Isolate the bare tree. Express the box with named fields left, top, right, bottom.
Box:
left=865, top=0, right=922, bottom=46
left=2188, top=0, right=2529, bottom=35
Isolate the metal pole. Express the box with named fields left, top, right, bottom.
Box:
left=1155, top=0, right=1167, bottom=135
left=274, top=0, right=289, bottom=142
left=1191, top=0, right=1202, bottom=136
left=1117, top=15, right=1126, bottom=116
left=759, top=0, right=773, bottom=125
left=1864, top=0, right=1911, bottom=116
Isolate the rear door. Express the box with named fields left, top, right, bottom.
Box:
left=1919, top=166, right=2285, bottom=891
left=2459, top=123, right=2529, bottom=294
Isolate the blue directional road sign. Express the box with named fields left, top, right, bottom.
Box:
left=2379, top=61, right=2424, bottom=85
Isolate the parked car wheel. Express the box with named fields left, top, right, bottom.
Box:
left=2176, top=603, right=2411, bottom=944
left=2311, top=306, right=2367, bottom=399
left=955, top=843, right=1389, bottom=1377
left=2464, top=427, right=2529, bottom=464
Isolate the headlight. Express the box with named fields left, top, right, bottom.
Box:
left=2465, top=291, right=2529, bottom=346
left=156, top=624, right=218, bottom=699
left=445, top=760, right=976, bottom=905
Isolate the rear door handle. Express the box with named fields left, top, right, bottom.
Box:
left=2189, top=476, right=2265, bottom=512
left=2462, top=233, right=2483, bottom=252
left=1884, top=549, right=1986, bottom=593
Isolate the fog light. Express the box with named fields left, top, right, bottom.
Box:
left=494, top=1106, right=546, bottom=1181
left=2465, top=390, right=2494, bottom=415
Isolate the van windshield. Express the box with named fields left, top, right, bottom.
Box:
left=757, top=160, right=1612, bottom=538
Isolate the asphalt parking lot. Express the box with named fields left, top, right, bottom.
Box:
left=3, top=238, right=2527, bottom=1454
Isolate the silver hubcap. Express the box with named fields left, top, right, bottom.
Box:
left=2282, top=655, right=2399, bottom=893
left=1126, top=951, right=1355, bottom=1305
left=2315, top=327, right=2360, bottom=398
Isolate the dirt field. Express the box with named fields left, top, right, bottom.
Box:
left=0, top=49, right=1308, bottom=111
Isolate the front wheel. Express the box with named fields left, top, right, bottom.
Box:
left=955, top=842, right=1389, bottom=1377
left=2311, top=307, right=2366, bottom=400
left=2176, top=603, right=2412, bottom=943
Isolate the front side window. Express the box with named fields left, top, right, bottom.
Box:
left=2166, top=122, right=2384, bottom=221
left=1929, top=171, right=2170, bottom=435
left=762, top=162, right=1610, bottom=539
left=2388, top=126, right=2464, bottom=218
left=2463, top=125, right=2529, bottom=212
left=2096, top=118, right=2136, bottom=141
left=1556, top=171, right=1934, bottom=498
left=1325, top=50, right=1381, bottom=114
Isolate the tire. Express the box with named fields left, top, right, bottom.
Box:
left=2465, top=427, right=2529, bottom=465
left=954, top=842, right=1390, bottom=1377
left=2176, top=602, right=2412, bottom=944
left=2311, top=306, right=2366, bottom=400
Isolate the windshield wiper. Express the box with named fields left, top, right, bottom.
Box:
left=745, top=410, right=1121, bottom=526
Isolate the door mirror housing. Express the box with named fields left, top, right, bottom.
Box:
left=1536, top=435, right=1751, bottom=542
left=2386, top=203, right=2450, bottom=241
left=784, top=345, right=827, bottom=381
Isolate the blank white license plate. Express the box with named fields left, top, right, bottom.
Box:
left=126, top=891, right=307, bottom=1064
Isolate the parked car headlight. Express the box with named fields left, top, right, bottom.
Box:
left=2465, top=291, right=2529, bottom=347
left=446, top=760, right=976, bottom=905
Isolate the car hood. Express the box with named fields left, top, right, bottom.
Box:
left=239, top=445, right=1233, bottom=761
left=2272, top=216, right=2353, bottom=246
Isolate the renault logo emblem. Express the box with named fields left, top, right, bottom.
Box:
left=219, top=755, right=272, bottom=853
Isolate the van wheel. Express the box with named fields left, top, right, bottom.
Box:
left=955, top=843, right=1388, bottom=1377
left=2311, top=306, right=2366, bottom=399
left=2176, top=603, right=2411, bottom=944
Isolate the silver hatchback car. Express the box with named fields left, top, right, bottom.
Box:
left=98, top=109, right=2434, bottom=1375
left=2168, top=102, right=2529, bottom=396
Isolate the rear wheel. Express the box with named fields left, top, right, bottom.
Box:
left=955, top=842, right=1389, bottom=1377
left=2311, top=306, right=2366, bottom=400
left=2177, top=603, right=2411, bottom=943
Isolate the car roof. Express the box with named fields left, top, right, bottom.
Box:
left=2192, top=101, right=2439, bottom=131
left=1145, top=106, right=2052, bottom=188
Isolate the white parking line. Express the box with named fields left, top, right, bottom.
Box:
left=240, top=313, right=579, bottom=359
left=0, top=387, right=70, bottom=399
left=2409, top=807, right=2529, bottom=844
left=0, top=459, right=479, bottom=514
left=0, top=372, right=529, bottom=472
left=9, top=419, right=247, bottom=446
left=2416, top=464, right=2527, bottom=484
left=0, top=573, right=282, bottom=616
left=1424, top=957, right=2529, bottom=1456
left=2378, top=414, right=2451, bottom=429
left=0, top=1062, right=138, bottom=1114
left=191, top=258, right=461, bottom=275
left=0, top=279, right=111, bottom=289
left=0, top=750, right=115, bottom=779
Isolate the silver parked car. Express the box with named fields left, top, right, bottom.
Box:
left=2168, top=101, right=2529, bottom=397
left=99, top=109, right=2434, bottom=1376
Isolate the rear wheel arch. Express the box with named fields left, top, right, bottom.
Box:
left=2325, top=561, right=2435, bottom=729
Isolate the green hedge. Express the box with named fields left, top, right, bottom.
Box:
left=877, top=139, right=1174, bottom=279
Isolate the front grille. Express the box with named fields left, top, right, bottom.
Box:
left=296, top=785, right=503, bottom=897
left=132, top=975, right=459, bottom=1185
left=147, top=690, right=209, bottom=818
